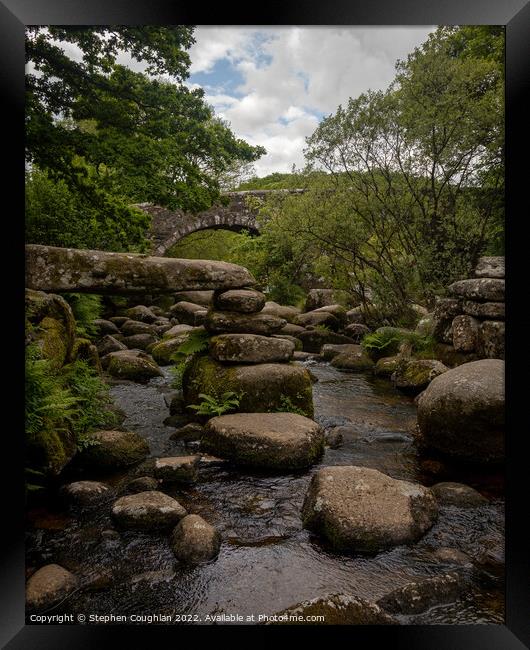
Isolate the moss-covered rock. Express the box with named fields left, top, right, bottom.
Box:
left=209, top=333, right=294, bottom=364
left=391, top=359, right=448, bottom=395
left=70, top=337, right=102, bottom=372
left=75, top=430, right=150, bottom=470
left=27, top=427, right=77, bottom=477
left=150, top=333, right=190, bottom=365
left=330, top=346, right=374, bottom=371
left=26, top=289, right=76, bottom=369
left=373, top=356, right=401, bottom=378
left=105, top=350, right=163, bottom=382
left=183, top=355, right=314, bottom=417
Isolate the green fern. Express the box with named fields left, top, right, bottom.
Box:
left=188, top=391, right=243, bottom=417
left=273, top=394, right=308, bottom=417
left=169, top=329, right=210, bottom=389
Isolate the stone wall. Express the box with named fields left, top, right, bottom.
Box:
left=432, top=257, right=505, bottom=359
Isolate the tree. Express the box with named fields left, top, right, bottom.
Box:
left=300, top=25, right=504, bottom=312
left=25, top=27, right=265, bottom=250
left=234, top=27, right=504, bottom=322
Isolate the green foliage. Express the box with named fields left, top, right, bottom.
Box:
left=25, top=167, right=150, bottom=252
left=237, top=26, right=504, bottom=322
left=188, top=391, right=243, bottom=417
left=25, top=345, right=117, bottom=463
left=25, top=26, right=265, bottom=251
left=61, top=360, right=118, bottom=437
left=63, top=293, right=103, bottom=338
left=25, top=345, right=80, bottom=439
left=169, top=329, right=211, bottom=390
left=361, top=329, right=435, bottom=356
left=273, top=395, right=310, bottom=417
left=170, top=329, right=210, bottom=362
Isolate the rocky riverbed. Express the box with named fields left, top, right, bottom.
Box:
left=25, top=360, right=504, bottom=624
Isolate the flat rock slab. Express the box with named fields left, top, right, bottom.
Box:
left=26, top=564, right=78, bottom=612
left=111, top=490, right=187, bottom=530
left=203, top=412, right=325, bottom=470
left=25, top=244, right=255, bottom=294
left=474, top=256, right=505, bottom=279
left=209, top=333, right=294, bottom=363
left=448, top=278, right=504, bottom=302
left=171, top=514, right=221, bottom=563
left=204, top=311, right=286, bottom=335
left=463, top=300, right=505, bottom=320
left=214, top=289, right=266, bottom=313
left=417, top=359, right=504, bottom=463
left=302, top=466, right=438, bottom=552
left=154, top=456, right=200, bottom=483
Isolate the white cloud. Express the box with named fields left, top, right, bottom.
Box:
left=190, top=26, right=435, bottom=175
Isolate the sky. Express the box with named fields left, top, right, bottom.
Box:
left=186, top=27, right=435, bottom=176
left=28, top=26, right=436, bottom=178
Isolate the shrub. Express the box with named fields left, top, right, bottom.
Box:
left=25, top=344, right=117, bottom=483
left=361, top=328, right=435, bottom=359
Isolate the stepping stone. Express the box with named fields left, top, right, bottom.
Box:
left=111, top=491, right=187, bottom=530
left=202, top=412, right=324, bottom=470
left=171, top=514, right=221, bottom=563
left=302, top=466, right=438, bottom=552
left=26, top=564, right=78, bottom=612
left=61, top=481, right=109, bottom=506
left=431, top=482, right=488, bottom=507
left=154, top=456, right=200, bottom=483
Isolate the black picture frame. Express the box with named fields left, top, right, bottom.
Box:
left=4, top=1, right=529, bottom=646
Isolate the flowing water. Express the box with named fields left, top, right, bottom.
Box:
left=25, top=360, right=504, bottom=624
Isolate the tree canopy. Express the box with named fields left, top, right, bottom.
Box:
left=227, top=26, right=504, bottom=319
left=25, top=26, right=265, bottom=251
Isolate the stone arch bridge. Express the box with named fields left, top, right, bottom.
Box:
left=136, top=189, right=305, bottom=256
